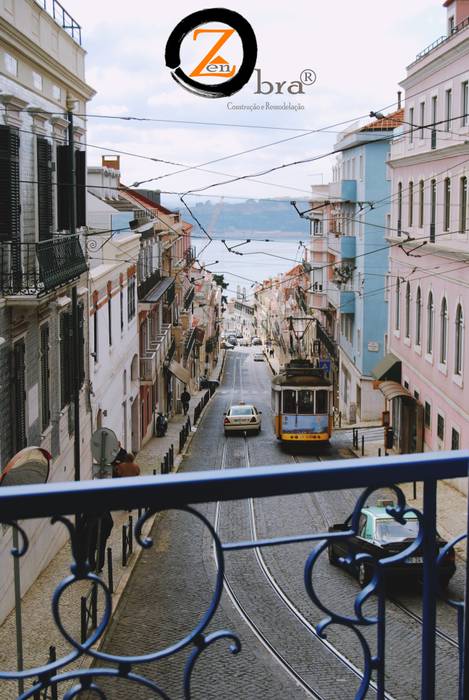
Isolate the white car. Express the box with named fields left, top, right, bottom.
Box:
left=224, top=403, right=262, bottom=435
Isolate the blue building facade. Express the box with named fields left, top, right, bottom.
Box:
left=330, top=114, right=402, bottom=422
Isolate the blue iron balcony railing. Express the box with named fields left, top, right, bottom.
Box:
left=0, top=235, right=87, bottom=297
left=0, top=450, right=468, bottom=699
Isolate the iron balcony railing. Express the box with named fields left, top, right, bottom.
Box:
left=317, top=320, right=339, bottom=366
left=410, top=16, right=469, bottom=67
left=139, top=352, right=156, bottom=384
left=35, top=0, right=82, bottom=44
left=0, top=235, right=87, bottom=297
left=184, top=286, right=195, bottom=310
left=137, top=268, right=161, bottom=301
left=0, top=451, right=468, bottom=698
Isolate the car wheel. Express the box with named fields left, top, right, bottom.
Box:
left=358, top=562, right=372, bottom=588
left=328, top=544, right=338, bottom=566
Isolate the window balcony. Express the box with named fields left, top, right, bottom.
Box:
left=147, top=324, right=172, bottom=368
left=0, top=235, right=87, bottom=300
left=0, top=451, right=467, bottom=698
left=139, top=352, right=156, bottom=384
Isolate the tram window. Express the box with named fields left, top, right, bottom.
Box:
left=298, top=390, right=315, bottom=414
left=316, top=390, right=328, bottom=414
left=282, top=390, right=296, bottom=413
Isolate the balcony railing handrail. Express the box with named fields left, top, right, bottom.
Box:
left=1, top=450, right=468, bottom=520
left=35, top=0, right=82, bottom=45
left=410, top=16, right=469, bottom=66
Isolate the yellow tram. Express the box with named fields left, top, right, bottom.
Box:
left=271, top=360, right=333, bottom=443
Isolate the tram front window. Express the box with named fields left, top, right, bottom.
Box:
left=282, top=390, right=296, bottom=413
left=298, top=390, right=315, bottom=414
left=316, top=390, right=328, bottom=414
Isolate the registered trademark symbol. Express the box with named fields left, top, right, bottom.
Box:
left=300, top=69, right=316, bottom=86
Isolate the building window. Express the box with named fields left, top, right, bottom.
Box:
left=405, top=282, right=411, bottom=338
left=93, top=303, right=98, bottom=363
left=445, top=89, right=452, bottom=132
left=415, top=286, right=422, bottom=345
left=419, top=180, right=424, bottom=228
left=395, top=278, right=400, bottom=331
left=37, top=137, right=53, bottom=241
left=430, top=179, right=436, bottom=242
left=424, top=401, right=431, bottom=429
left=40, top=324, right=50, bottom=432
left=427, top=291, right=434, bottom=354
left=128, top=276, right=136, bottom=320
left=397, top=182, right=402, bottom=235
left=460, top=176, right=467, bottom=233
left=462, top=82, right=469, bottom=126
left=444, top=177, right=451, bottom=231
left=437, top=414, right=445, bottom=441
left=4, top=52, right=17, bottom=75
left=120, top=287, right=124, bottom=332
left=404, top=380, right=409, bottom=390
left=108, top=295, right=112, bottom=346
left=32, top=71, right=43, bottom=91
left=431, top=95, right=438, bottom=126
left=451, top=428, right=460, bottom=450
left=60, top=306, right=85, bottom=408
left=420, top=102, right=425, bottom=139
left=409, top=107, right=414, bottom=144
left=455, top=303, right=464, bottom=375
left=408, top=181, right=414, bottom=227
left=440, top=297, right=448, bottom=364
left=12, top=338, right=26, bottom=452
left=52, top=84, right=61, bottom=101
left=414, top=390, right=420, bottom=401
left=359, top=154, right=364, bottom=180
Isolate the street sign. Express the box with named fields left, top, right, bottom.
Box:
left=319, top=359, right=331, bottom=374
left=91, top=428, right=119, bottom=466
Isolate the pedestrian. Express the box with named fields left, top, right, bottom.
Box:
left=111, top=442, right=129, bottom=478
left=83, top=511, right=114, bottom=574
left=115, top=452, right=141, bottom=477
left=181, top=386, right=191, bottom=416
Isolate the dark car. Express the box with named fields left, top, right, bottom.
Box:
left=328, top=501, right=456, bottom=588
left=228, top=336, right=238, bottom=346
left=251, top=337, right=262, bottom=346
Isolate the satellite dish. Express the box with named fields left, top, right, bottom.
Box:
left=0, top=447, right=51, bottom=487
left=91, top=428, right=120, bottom=465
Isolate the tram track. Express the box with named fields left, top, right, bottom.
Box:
left=291, top=454, right=460, bottom=653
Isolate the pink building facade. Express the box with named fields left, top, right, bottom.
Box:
left=387, top=0, right=469, bottom=476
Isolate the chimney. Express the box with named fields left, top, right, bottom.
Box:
left=397, top=91, right=402, bottom=109
left=102, top=155, right=120, bottom=171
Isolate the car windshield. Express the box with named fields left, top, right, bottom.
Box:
left=375, top=518, right=419, bottom=542
left=230, top=406, right=253, bottom=416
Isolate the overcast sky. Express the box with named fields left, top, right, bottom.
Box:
left=65, top=0, right=443, bottom=205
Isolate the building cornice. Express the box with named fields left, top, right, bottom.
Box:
left=0, top=18, right=96, bottom=101
left=402, top=34, right=469, bottom=91
left=389, top=142, right=469, bottom=168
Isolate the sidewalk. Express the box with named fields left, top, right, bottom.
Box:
left=0, top=352, right=226, bottom=699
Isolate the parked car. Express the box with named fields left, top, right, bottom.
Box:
left=251, top=337, right=262, bottom=346
left=224, top=403, right=262, bottom=435
left=221, top=341, right=234, bottom=349
left=228, top=336, right=238, bottom=346
left=253, top=353, right=264, bottom=362
left=328, top=500, right=456, bottom=588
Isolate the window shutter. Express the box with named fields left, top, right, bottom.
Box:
left=12, top=339, right=26, bottom=452
left=37, top=137, right=53, bottom=241
left=75, top=149, right=86, bottom=227
left=0, top=125, right=20, bottom=242
left=56, top=144, right=70, bottom=230
left=78, top=302, right=85, bottom=387
left=60, top=311, right=72, bottom=407
left=40, top=324, right=50, bottom=430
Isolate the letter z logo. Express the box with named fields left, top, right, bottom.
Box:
left=190, top=29, right=236, bottom=78
left=165, top=9, right=257, bottom=98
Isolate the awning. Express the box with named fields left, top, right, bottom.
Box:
left=372, top=352, right=401, bottom=381
left=141, top=277, right=175, bottom=305
left=378, top=380, right=412, bottom=401
left=168, top=360, right=191, bottom=385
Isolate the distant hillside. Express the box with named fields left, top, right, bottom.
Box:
left=163, top=198, right=310, bottom=235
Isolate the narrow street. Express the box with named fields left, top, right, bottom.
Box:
left=98, top=350, right=463, bottom=699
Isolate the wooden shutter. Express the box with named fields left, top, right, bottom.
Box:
left=12, top=339, right=26, bottom=452
left=56, top=144, right=70, bottom=230
left=40, top=324, right=50, bottom=430
left=60, top=311, right=72, bottom=407
left=78, top=302, right=85, bottom=387
left=75, top=149, right=86, bottom=227
left=0, top=126, right=20, bottom=242
left=37, top=137, right=53, bottom=241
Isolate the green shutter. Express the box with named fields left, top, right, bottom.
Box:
left=0, top=126, right=20, bottom=242
left=40, top=324, right=50, bottom=430
left=75, top=149, right=86, bottom=227
left=12, top=339, right=26, bottom=451
left=60, top=311, right=72, bottom=407
left=56, top=145, right=70, bottom=230
left=37, top=137, right=53, bottom=241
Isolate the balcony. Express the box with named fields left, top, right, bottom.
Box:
left=0, top=451, right=467, bottom=698
left=139, top=352, right=156, bottom=384
left=410, top=16, right=469, bottom=67
left=137, top=269, right=161, bottom=301
left=147, top=324, right=172, bottom=368
left=0, top=235, right=87, bottom=299
left=184, top=285, right=195, bottom=310
left=340, top=290, right=355, bottom=314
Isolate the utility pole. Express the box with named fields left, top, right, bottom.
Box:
left=67, top=98, right=81, bottom=482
